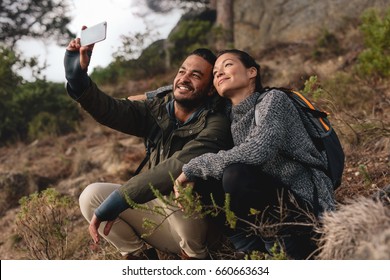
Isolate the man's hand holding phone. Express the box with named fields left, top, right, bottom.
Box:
left=66, top=28, right=92, bottom=71
left=66, top=22, right=107, bottom=71
left=80, top=21, right=107, bottom=46
left=65, top=22, right=107, bottom=95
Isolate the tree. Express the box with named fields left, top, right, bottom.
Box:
left=143, top=0, right=211, bottom=13
left=0, top=47, right=24, bottom=141
left=142, top=0, right=234, bottom=50
left=0, top=0, right=74, bottom=48
left=0, top=47, right=80, bottom=143
left=215, top=0, right=234, bottom=50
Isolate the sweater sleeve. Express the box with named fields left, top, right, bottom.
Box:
left=183, top=92, right=292, bottom=180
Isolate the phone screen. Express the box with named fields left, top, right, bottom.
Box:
left=80, top=21, right=107, bottom=46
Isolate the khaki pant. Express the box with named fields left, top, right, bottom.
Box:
left=79, top=182, right=220, bottom=259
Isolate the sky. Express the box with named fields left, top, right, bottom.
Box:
left=16, top=0, right=181, bottom=82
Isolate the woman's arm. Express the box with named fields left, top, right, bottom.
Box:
left=183, top=91, right=293, bottom=180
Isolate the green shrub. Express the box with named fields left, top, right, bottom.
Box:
left=137, top=39, right=167, bottom=76
left=92, top=40, right=167, bottom=84
left=302, top=75, right=326, bottom=100
left=0, top=47, right=24, bottom=142
left=168, top=19, right=214, bottom=65
left=35, top=112, right=60, bottom=137
left=357, top=8, right=390, bottom=77
left=312, top=30, right=342, bottom=60
left=1, top=80, right=81, bottom=143
left=18, top=80, right=80, bottom=140
left=16, top=188, right=77, bottom=259
left=0, top=47, right=81, bottom=144
left=90, top=65, right=120, bottom=85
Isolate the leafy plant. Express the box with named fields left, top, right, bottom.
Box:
left=247, top=242, right=288, bottom=260
left=312, top=30, right=342, bottom=60
left=357, top=8, right=390, bottom=77
left=302, top=75, right=326, bottom=100
left=168, top=19, right=214, bottom=65
left=27, top=112, right=62, bottom=139
left=358, top=164, right=373, bottom=186
left=0, top=48, right=81, bottom=144
left=0, top=0, right=74, bottom=47
left=16, top=188, right=77, bottom=259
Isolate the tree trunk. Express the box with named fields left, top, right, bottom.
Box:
left=215, top=0, right=234, bottom=50
left=209, top=0, right=217, bottom=9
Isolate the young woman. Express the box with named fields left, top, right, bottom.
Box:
left=175, top=49, right=335, bottom=259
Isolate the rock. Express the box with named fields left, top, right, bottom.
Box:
left=234, top=0, right=389, bottom=53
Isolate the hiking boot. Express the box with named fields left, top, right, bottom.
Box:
left=233, top=251, right=246, bottom=260
left=179, top=249, right=211, bottom=260
left=124, top=247, right=159, bottom=260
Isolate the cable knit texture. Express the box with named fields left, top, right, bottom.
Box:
left=183, top=89, right=335, bottom=213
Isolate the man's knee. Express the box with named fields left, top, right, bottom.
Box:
left=79, top=183, right=100, bottom=206
left=79, top=183, right=99, bottom=220
left=79, top=182, right=120, bottom=221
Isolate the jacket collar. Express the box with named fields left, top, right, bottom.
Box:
left=166, top=100, right=206, bottom=128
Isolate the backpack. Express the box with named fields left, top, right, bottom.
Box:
left=256, top=87, right=345, bottom=189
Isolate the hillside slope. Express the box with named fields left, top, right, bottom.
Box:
left=0, top=22, right=389, bottom=260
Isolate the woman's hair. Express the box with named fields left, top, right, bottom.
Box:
left=217, top=49, right=263, bottom=92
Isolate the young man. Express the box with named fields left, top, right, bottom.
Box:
left=64, top=34, right=232, bottom=259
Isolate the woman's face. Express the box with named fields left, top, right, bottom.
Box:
left=212, top=53, right=256, bottom=98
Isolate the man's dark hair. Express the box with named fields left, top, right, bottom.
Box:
left=190, top=48, right=216, bottom=66
left=188, top=48, right=222, bottom=108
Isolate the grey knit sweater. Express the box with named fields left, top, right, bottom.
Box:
left=183, top=89, right=335, bottom=213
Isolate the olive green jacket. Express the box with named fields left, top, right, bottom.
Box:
left=75, top=81, right=233, bottom=204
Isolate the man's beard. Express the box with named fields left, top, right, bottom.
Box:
left=174, top=93, right=209, bottom=110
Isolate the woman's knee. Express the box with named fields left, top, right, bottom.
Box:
left=222, top=163, right=251, bottom=194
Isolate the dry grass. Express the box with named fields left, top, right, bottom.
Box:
left=317, top=192, right=390, bottom=259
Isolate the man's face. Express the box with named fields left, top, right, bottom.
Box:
left=173, top=55, right=213, bottom=109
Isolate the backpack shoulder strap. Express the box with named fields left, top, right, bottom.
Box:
left=287, top=90, right=328, bottom=118
left=254, top=87, right=295, bottom=124
left=254, top=89, right=271, bottom=125
left=133, top=122, right=162, bottom=176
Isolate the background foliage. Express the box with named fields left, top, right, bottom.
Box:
left=0, top=0, right=74, bottom=47
left=0, top=47, right=80, bottom=144
left=357, top=7, right=390, bottom=77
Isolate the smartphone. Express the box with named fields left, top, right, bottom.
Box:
left=80, top=21, right=107, bottom=46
